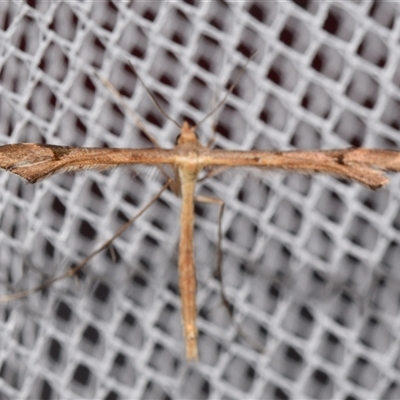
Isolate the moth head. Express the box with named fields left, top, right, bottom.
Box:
left=176, top=121, right=199, bottom=145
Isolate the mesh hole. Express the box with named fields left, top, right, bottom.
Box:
left=222, top=356, right=256, bottom=392
left=32, top=378, right=55, bottom=400
left=266, top=54, right=298, bottom=91
left=270, top=198, right=302, bottom=235
left=109, top=353, right=137, bottom=387
left=306, top=227, right=334, bottom=262
left=115, top=313, right=145, bottom=349
left=89, top=1, right=118, bottom=32
left=205, top=0, right=233, bottom=32
left=317, top=331, right=345, bottom=365
left=271, top=344, right=304, bottom=381
left=104, top=390, right=120, bottom=400
left=357, top=31, right=388, bottom=68
left=279, top=16, right=310, bottom=53
left=225, top=213, right=258, bottom=253
left=161, top=7, right=190, bottom=46
left=380, top=97, right=400, bottom=131
left=357, top=187, right=389, bottom=215
left=333, top=110, right=366, bottom=147
left=117, top=23, right=148, bottom=59
left=226, top=65, right=255, bottom=102
left=292, top=0, right=319, bottom=14
left=0, top=54, right=29, bottom=94
left=311, top=44, right=344, bottom=81
left=347, top=357, right=379, bottom=390
left=337, top=253, right=369, bottom=291
left=193, top=34, right=223, bottom=73
left=358, top=316, right=392, bottom=353
left=0, top=353, right=27, bottom=390
left=68, top=72, right=96, bottom=111
left=381, top=382, right=400, bottom=400
left=368, top=2, right=396, bottom=29
left=11, top=14, right=40, bottom=55
left=47, top=337, right=64, bottom=367
left=246, top=2, right=278, bottom=26
left=181, top=370, right=211, bottom=399
left=148, top=344, right=180, bottom=377
left=184, top=75, right=211, bottom=112
left=142, top=381, right=171, bottom=400
left=151, top=49, right=181, bottom=88
left=346, top=215, right=378, bottom=251
left=50, top=3, right=78, bottom=41
left=301, top=83, right=332, bottom=119
left=345, top=70, right=379, bottom=109
left=125, top=273, right=154, bottom=309
left=261, top=383, right=290, bottom=400
left=27, top=81, right=57, bottom=122
left=236, top=25, right=262, bottom=59
left=323, top=5, right=355, bottom=42
left=39, top=40, right=69, bottom=82
left=70, top=364, right=95, bottom=397
left=304, top=369, right=334, bottom=399
left=155, top=302, right=180, bottom=338
left=215, top=104, right=247, bottom=144
left=315, top=188, right=346, bottom=223
left=330, top=290, right=358, bottom=328
left=129, top=1, right=159, bottom=21
left=290, top=121, right=322, bottom=149
left=281, top=303, right=315, bottom=339
left=258, top=94, right=288, bottom=131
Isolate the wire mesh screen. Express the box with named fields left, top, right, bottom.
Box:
left=1, top=1, right=400, bottom=399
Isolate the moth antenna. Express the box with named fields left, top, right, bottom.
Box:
left=94, top=68, right=172, bottom=181
left=194, top=50, right=257, bottom=129
left=94, top=69, right=161, bottom=148
left=128, top=61, right=181, bottom=129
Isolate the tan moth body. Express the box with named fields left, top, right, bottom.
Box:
left=2, top=67, right=400, bottom=360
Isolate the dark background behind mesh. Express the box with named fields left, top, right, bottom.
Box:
left=1, top=1, right=400, bottom=399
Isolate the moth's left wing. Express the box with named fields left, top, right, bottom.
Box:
left=0, top=144, right=177, bottom=183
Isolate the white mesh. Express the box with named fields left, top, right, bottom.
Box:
left=1, top=1, right=400, bottom=399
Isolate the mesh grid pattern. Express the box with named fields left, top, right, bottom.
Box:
left=1, top=1, right=400, bottom=399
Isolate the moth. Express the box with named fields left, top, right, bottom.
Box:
left=1, top=62, right=400, bottom=361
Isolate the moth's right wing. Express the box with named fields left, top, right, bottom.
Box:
left=200, top=148, right=400, bottom=190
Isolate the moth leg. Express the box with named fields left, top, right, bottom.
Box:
left=0, top=181, right=170, bottom=302
left=195, top=194, right=265, bottom=354
left=194, top=195, right=231, bottom=314
left=197, top=167, right=228, bottom=183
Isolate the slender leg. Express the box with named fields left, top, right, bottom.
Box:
left=195, top=195, right=265, bottom=354
left=194, top=195, right=231, bottom=314
left=0, top=181, right=170, bottom=302
left=197, top=167, right=227, bottom=183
